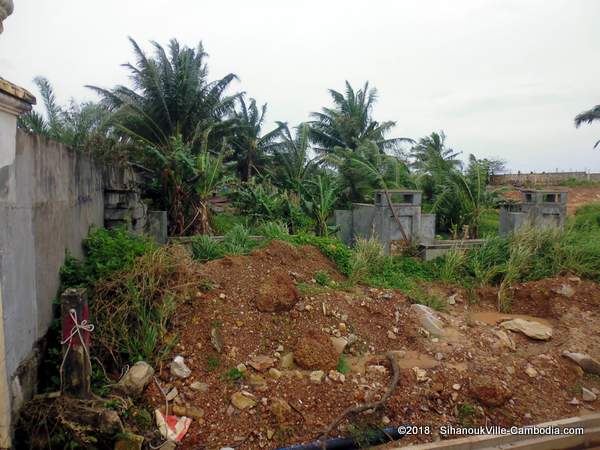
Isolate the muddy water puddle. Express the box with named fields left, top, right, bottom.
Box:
left=470, top=311, right=551, bottom=326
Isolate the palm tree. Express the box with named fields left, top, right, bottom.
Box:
left=309, top=81, right=411, bottom=203
left=309, top=81, right=409, bottom=154
left=575, top=105, right=600, bottom=148
left=229, top=97, right=285, bottom=181
left=88, top=37, right=240, bottom=151
left=268, top=123, right=319, bottom=192
left=18, top=77, right=108, bottom=151
left=410, top=131, right=463, bottom=204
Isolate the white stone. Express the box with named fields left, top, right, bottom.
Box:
left=310, top=371, right=325, bottom=384
left=170, top=355, right=192, bottom=378
left=582, top=387, right=597, bottom=402
left=410, top=304, right=445, bottom=336
left=500, top=319, right=552, bottom=341
left=115, top=361, right=154, bottom=396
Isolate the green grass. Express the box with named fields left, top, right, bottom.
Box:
left=315, top=270, right=332, bottom=286
left=336, top=354, right=350, bottom=374
left=479, top=209, right=500, bottom=237
left=212, top=213, right=251, bottom=234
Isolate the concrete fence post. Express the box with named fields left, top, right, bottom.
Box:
left=60, top=288, right=92, bottom=399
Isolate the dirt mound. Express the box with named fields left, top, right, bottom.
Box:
left=255, top=272, right=299, bottom=312
left=143, top=241, right=600, bottom=450
left=294, top=331, right=339, bottom=370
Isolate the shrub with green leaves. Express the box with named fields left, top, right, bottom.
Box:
left=348, top=236, right=385, bottom=283
left=60, top=227, right=154, bottom=289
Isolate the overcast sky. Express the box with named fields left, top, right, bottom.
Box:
left=1, top=0, right=599, bottom=172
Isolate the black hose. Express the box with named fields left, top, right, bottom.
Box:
left=273, top=426, right=406, bottom=450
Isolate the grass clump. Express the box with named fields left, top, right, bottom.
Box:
left=315, top=270, right=332, bottom=286
left=348, top=236, right=385, bottom=283
left=256, top=220, right=290, bottom=240
left=224, top=367, right=245, bottom=382
left=92, top=245, right=201, bottom=367
left=190, top=234, right=224, bottom=261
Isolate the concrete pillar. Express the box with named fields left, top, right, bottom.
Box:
left=0, top=79, right=34, bottom=449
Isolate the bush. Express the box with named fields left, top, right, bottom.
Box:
left=92, top=245, right=201, bottom=366
left=60, top=227, right=154, bottom=289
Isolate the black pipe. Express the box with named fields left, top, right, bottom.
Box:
left=273, top=426, right=406, bottom=450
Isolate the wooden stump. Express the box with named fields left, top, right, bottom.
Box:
left=60, top=288, right=92, bottom=399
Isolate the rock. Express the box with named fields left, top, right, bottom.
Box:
left=382, top=415, right=391, bottom=425
left=410, top=304, right=445, bottom=336
left=254, top=273, right=300, bottom=312
left=114, top=433, right=144, bottom=450
left=236, top=363, right=247, bottom=373
left=452, top=383, right=461, bottom=391
left=562, top=351, right=600, bottom=375
left=248, top=355, right=275, bottom=372
left=339, top=323, right=347, bottom=332
left=470, top=375, right=512, bottom=407
left=276, top=345, right=284, bottom=352
left=173, top=404, right=204, bottom=419
left=268, top=368, right=282, bottom=380
left=368, top=365, right=389, bottom=376
left=269, top=397, right=292, bottom=423
left=158, top=441, right=177, bottom=450
left=248, top=374, right=267, bottom=390
left=494, top=330, right=516, bottom=351
left=294, top=332, right=339, bottom=370
left=231, top=392, right=257, bottom=410
left=447, top=294, right=457, bottom=305
left=569, top=397, right=580, bottom=405
left=114, top=361, right=154, bottom=397
left=170, top=355, right=192, bottom=378
left=525, top=364, right=538, bottom=378
left=267, top=429, right=275, bottom=440
left=190, top=381, right=209, bottom=393
left=210, top=327, right=225, bottom=353
left=582, top=387, right=597, bottom=402
left=435, top=352, right=444, bottom=361
left=555, top=284, right=575, bottom=298
left=165, top=387, right=178, bottom=401
left=500, top=319, right=552, bottom=341
left=310, top=370, right=325, bottom=384
left=279, top=352, right=295, bottom=369
left=328, top=370, right=345, bottom=383
left=387, top=330, right=397, bottom=340
left=330, top=337, right=348, bottom=355
left=506, top=366, right=515, bottom=375
left=412, top=367, right=428, bottom=382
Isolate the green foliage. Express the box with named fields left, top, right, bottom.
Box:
left=59, top=227, right=154, bottom=289
left=212, top=213, right=251, bottom=234
left=224, top=367, right=245, bottom=382
left=207, top=355, right=220, bottom=371
left=256, top=221, right=290, bottom=240
left=222, top=224, right=255, bottom=254
left=458, top=402, right=476, bottom=427
left=407, top=285, right=446, bottom=311
left=287, top=234, right=353, bottom=275
left=348, top=236, right=385, bottom=283
left=315, top=270, right=332, bottom=286
left=363, top=256, right=434, bottom=291
left=190, top=234, right=225, bottom=262
left=336, top=354, right=350, bottom=374
left=574, top=203, right=600, bottom=230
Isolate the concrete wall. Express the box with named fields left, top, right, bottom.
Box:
left=491, top=172, right=600, bottom=186
left=0, top=130, right=105, bottom=401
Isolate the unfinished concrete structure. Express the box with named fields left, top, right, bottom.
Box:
left=499, top=189, right=568, bottom=235
left=335, top=190, right=435, bottom=254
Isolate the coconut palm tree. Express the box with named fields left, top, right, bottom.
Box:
left=309, top=81, right=409, bottom=155
left=228, top=97, right=286, bottom=181
left=88, top=37, right=240, bottom=151
left=268, top=122, right=320, bottom=192
left=575, top=105, right=600, bottom=148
